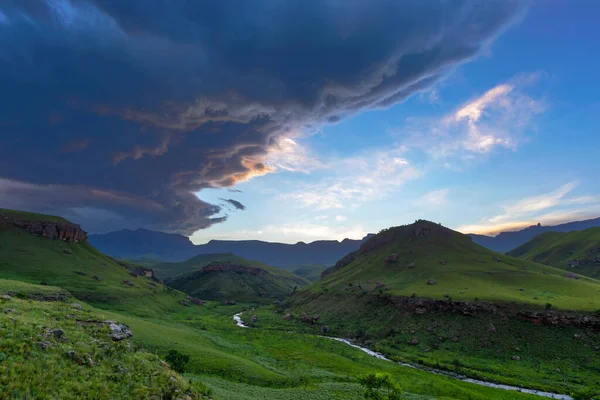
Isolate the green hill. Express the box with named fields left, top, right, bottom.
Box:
left=310, top=220, right=600, bottom=310
left=0, top=280, right=210, bottom=399
left=292, top=264, right=328, bottom=282
left=280, top=220, right=600, bottom=394
left=162, top=253, right=310, bottom=302
left=0, top=209, right=194, bottom=316
left=507, top=227, right=600, bottom=279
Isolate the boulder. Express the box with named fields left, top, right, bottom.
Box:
left=71, top=303, right=83, bottom=310
left=107, top=321, right=133, bottom=341
left=439, top=259, right=447, bottom=265
left=409, top=337, right=419, bottom=345
left=408, top=262, right=416, bottom=269
left=1, top=295, right=11, bottom=301
left=92, top=275, right=102, bottom=281
left=283, top=313, right=292, bottom=320
left=251, top=315, right=258, bottom=323
left=178, top=300, right=191, bottom=307
left=190, top=298, right=204, bottom=306
left=384, top=253, right=398, bottom=264
left=321, top=325, right=331, bottom=334
left=512, top=356, right=520, bottom=361
left=488, top=325, right=497, bottom=333
left=75, top=271, right=86, bottom=276
left=563, top=272, right=580, bottom=280
left=64, top=249, right=72, bottom=255
left=427, top=278, right=436, bottom=285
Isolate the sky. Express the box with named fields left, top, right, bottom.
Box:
left=0, top=0, right=599, bottom=244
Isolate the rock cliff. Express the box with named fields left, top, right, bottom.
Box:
left=0, top=215, right=87, bottom=243
left=201, top=262, right=267, bottom=276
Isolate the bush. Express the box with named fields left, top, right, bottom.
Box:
left=359, top=373, right=402, bottom=400
left=545, top=303, right=553, bottom=311
left=165, top=349, right=190, bottom=373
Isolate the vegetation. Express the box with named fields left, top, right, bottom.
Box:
left=2, top=212, right=599, bottom=399
left=293, top=264, right=328, bottom=282
left=508, top=228, right=600, bottom=279
left=311, top=220, right=600, bottom=310
left=359, top=373, right=402, bottom=400
left=158, top=253, right=310, bottom=302
left=0, top=281, right=210, bottom=399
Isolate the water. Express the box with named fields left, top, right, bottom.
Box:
left=233, top=313, right=572, bottom=399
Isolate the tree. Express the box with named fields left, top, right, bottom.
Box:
left=359, top=373, right=402, bottom=400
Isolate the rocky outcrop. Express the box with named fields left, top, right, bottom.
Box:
left=384, top=253, right=398, bottom=264
left=202, top=262, right=267, bottom=276
left=0, top=215, right=87, bottom=243
left=567, top=258, right=600, bottom=268
left=322, top=251, right=357, bottom=278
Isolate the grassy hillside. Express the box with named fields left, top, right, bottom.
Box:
left=163, top=254, right=309, bottom=302
left=508, top=228, right=600, bottom=279
left=0, top=280, right=211, bottom=399
left=293, top=264, right=328, bottom=282
left=0, top=222, right=193, bottom=317
left=312, top=220, right=600, bottom=310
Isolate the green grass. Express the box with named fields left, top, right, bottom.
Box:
left=0, top=282, right=210, bottom=399
left=312, top=221, right=600, bottom=311
left=0, top=208, right=68, bottom=222
left=2, top=212, right=599, bottom=399
left=293, top=264, right=328, bottom=282
left=0, top=225, right=195, bottom=317
left=508, top=228, right=600, bottom=279
left=156, top=252, right=309, bottom=302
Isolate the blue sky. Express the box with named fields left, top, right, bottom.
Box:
left=191, top=1, right=600, bottom=243
left=1, top=1, right=598, bottom=243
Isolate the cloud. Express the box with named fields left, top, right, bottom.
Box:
left=404, top=76, right=544, bottom=158
left=285, top=146, right=422, bottom=209
left=335, top=215, right=347, bottom=222
left=219, top=198, right=246, bottom=211
left=0, top=0, right=526, bottom=234
left=457, top=182, right=600, bottom=235
left=421, top=189, right=450, bottom=206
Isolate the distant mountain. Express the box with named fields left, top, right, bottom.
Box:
left=89, top=230, right=374, bottom=269
left=468, top=217, right=600, bottom=253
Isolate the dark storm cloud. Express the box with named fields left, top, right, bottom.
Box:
left=0, top=0, right=526, bottom=234
left=219, top=198, right=246, bottom=211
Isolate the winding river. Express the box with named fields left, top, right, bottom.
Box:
left=232, top=313, right=572, bottom=400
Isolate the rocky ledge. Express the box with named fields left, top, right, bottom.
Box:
left=1, top=215, right=87, bottom=243
left=201, top=262, right=267, bottom=276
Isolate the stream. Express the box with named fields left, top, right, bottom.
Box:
left=232, top=313, right=572, bottom=400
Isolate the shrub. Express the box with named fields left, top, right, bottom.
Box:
left=545, top=303, right=553, bottom=311
left=359, top=373, right=402, bottom=400
left=165, top=349, right=190, bottom=373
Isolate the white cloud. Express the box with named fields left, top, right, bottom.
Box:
left=403, top=75, right=544, bottom=159
left=283, top=145, right=422, bottom=210
left=420, top=188, right=449, bottom=206
left=265, top=137, right=322, bottom=173
left=456, top=181, right=600, bottom=235
left=335, top=215, right=347, bottom=222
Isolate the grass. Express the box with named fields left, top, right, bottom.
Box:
left=156, top=252, right=309, bottom=302
left=2, top=212, right=599, bottom=399
left=312, top=221, right=600, bottom=311
left=0, top=281, right=210, bottom=399
left=508, top=228, right=600, bottom=279
left=0, top=208, right=68, bottom=223
left=293, top=264, right=328, bottom=282
left=0, top=225, right=194, bottom=317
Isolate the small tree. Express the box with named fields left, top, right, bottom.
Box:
left=165, top=349, right=190, bottom=373
left=545, top=303, right=553, bottom=311
left=359, top=373, right=402, bottom=400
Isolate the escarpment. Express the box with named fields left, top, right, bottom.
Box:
left=0, top=214, right=87, bottom=243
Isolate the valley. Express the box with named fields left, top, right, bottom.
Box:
left=1, top=210, right=599, bottom=399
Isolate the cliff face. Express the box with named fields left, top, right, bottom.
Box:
left=0, top=215, right=87, bottom=243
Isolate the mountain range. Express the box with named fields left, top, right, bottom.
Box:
left=89, top=217, right=600, bottom=268
left=467, top=217, right=600, bottom=253
left=89, top=229, right=374, bottom=269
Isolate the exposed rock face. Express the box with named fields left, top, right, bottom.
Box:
left=202, top=262, right=266, bottom=276
left=563, top=272, right=580, bottom=280
left=0, top=215, right=87, bottom=243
